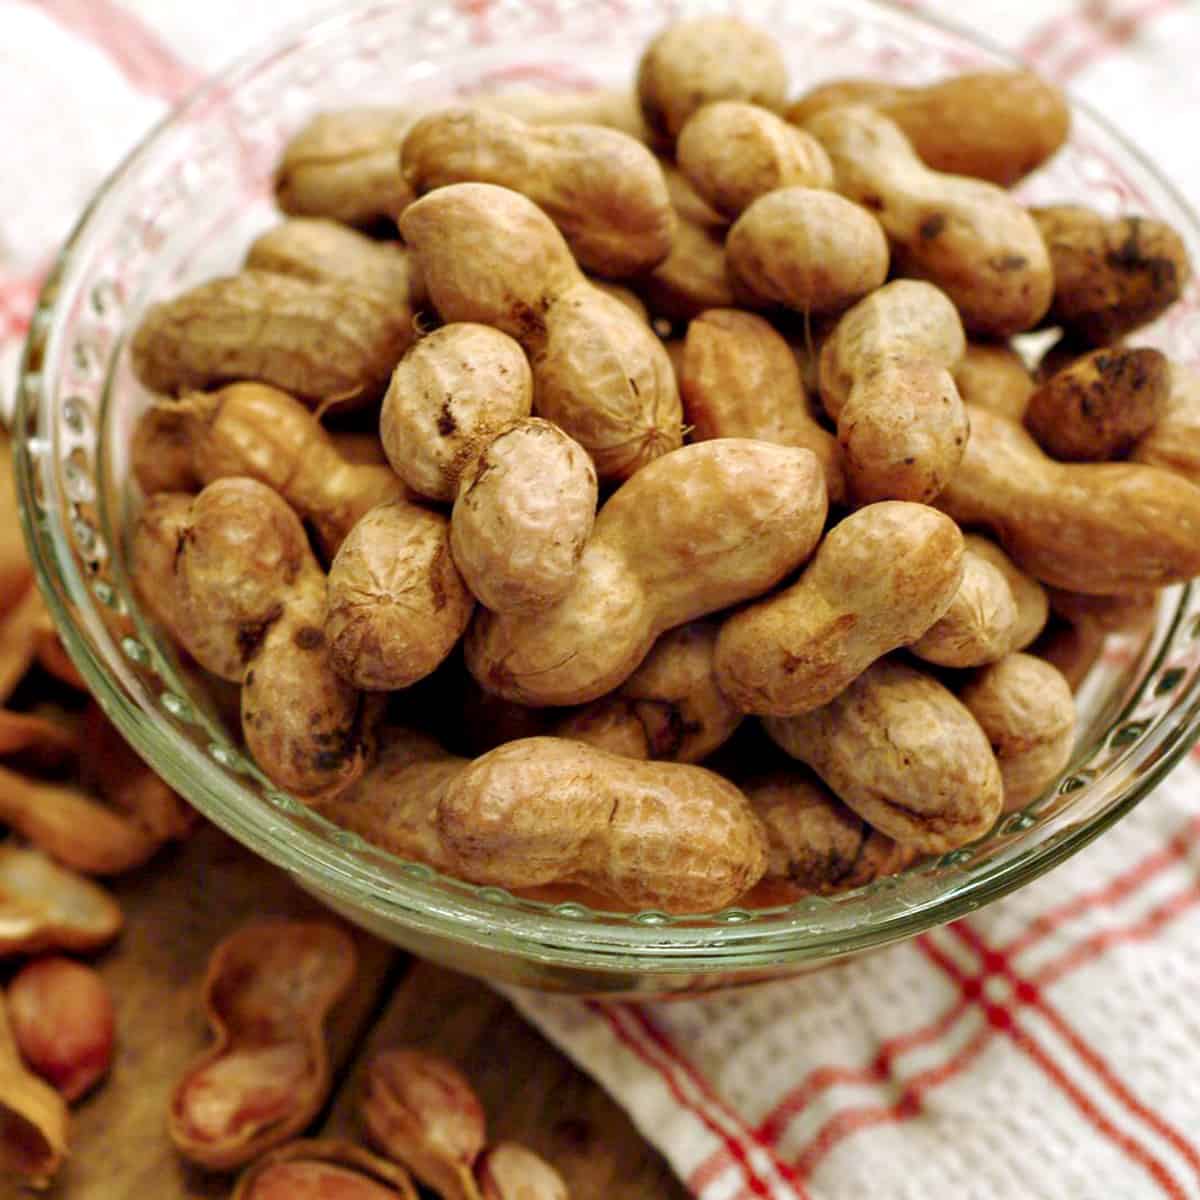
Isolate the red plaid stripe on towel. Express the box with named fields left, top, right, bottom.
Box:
left=4, top=3, right=1200, bottom=1197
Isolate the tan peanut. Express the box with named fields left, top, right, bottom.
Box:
left=555, top=621, right=742, bottom=763
left=158, top=382, right=410, bottom=558
left=638, top=217, right=735, bottom=322
left=1024, top=346, right=1170, bottom=461
left=130, top=271, right=415, bottom=408
left=743, top=771, right=917, bottom=905
left=637, top=17, right=789, bottom=139
left=765, top=659, right=1004, bottom=853
left=246, top=217, right=421, bottom=309
left=803, top=105, right=1053, bottom=336
left=726, top=187, right=889, bottom=316
left=938, top=405, right=1200, bottom=594
left=954, top=342, right=1034, bottom=422
left=680, top=308, right=845, bottom=503
left=960, top=654, right=1076, bottom=811
left=451, top=419, right=597, bottom=615
left=477, top=1143, right=569, bottom=1200
left=130, top=403, right=198, bottom=494
left=787, top=70, right=1069, bottom=186
left=715, top=502, right=963, bottom=715
left=818, top=280, right=968, bottom=503
left=402, top=107, right=674, bottom=277
left=1131, top=362, right=1200, bottom=484
left=275, top=106, right=416, bottom=226
left=381, top=323, right=534, bottom=502
left=400, top=183, right=682, bottom=481
left=1032, top=206, right=1192, bottom=345
left=467, top=439, right=828, bottom=706
left=676, top=102, right=832, bottom=217
left=326, top=501, right=475, bottom=691
left=661, top=160, right=727, bottom=227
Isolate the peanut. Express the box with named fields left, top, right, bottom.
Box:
left=130, top=403, right=198, bottom=494
left=326, top=501, right=475, bottom=691
left=402, top=107, right=674, bottom=277
left=158, top=381, right=411, bottom=558
left=246, top=217, right=421, bottom=310
left=680, top=308, right=845, bottom=503
left=477, top=1143, right=569, bottom=1200
left=0, top=846, right=122, bottom=956
left=437, top=737, right=767, bottom=912
left=8, top=958, right=114, bottom=1103
left=661, top=160, right=726, bottom=227
left=589, top=280, right=650, bottom=323
left=451, top=420, right=597, bottom=615
left=637, top=217, right=735, bottom=322
left=726, top=187, right=889, bottom=316
left=169, top=920, right=357, bottom=1170
left=1131, top=362, right=1200, bottom=484
left=0, top=991, right=68, bottom=1188
left=765, top=659, right=1004, bottom=853
left=1032, top=206, right=1192, bottom=345
left=818, top=280, right=968, bottom=503
left=555, top=621, right=742, bottom=763
left=676, top=102, right=832, bottom=217
left=743, top=771, right=917, bottom=905
left=968, top=535, right=1049, bottom=651
left=1024, top=346, right=1170, bottom=461
left=953, top=342, right=1034, bottom=423
left=715, top=502, right=963, bottom=716
left=382, top=324, right=533, bottom=502
left=399, top=183, right=682, bottom=481
left=466, top=439, right=827, bottom=706
left=130, top=270, right=414, bottom=408
left=361, top=1049, right=486, bottom=1200
left=133, top=480, right=369, bottom=798
left=234, top=1140, right=418, bottom=1200
left=960, top=654, right=1076, bottom=812
left=937, top=406, right=1200, bottom=593
left=803, top=105, right=1053, bottom=336
left=275, top=107, right=416, bottom=226
left=787, top=70, right=1069, bottom=186
left=637, top=17, right=788, bottom=139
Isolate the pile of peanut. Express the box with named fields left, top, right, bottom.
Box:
left=169, top=917, right=568, bottom=1198
left=0, top=431, right=197, bottom=1187
left=129, top=16, right=1197, bottom=920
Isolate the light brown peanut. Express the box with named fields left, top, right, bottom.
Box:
left=803, top=105, right=1053, bottom=336
left=726, top=187, right=889, bottom=317
left=402, top=107, right=674, bottom=277
left=953, top=342, right=1034, bottom=422
left=637, top=217, right=735, bottom=322
left=233, top=1140, right=418, bottom=1200
left=968, top=535, right=1049, bottom=651
left=1032, top=206, right=1192, bottom=345
left=326, top=501, right=475, bottom=691
left=637, top=17, right=788, bottom=139
left=400, top=183, right=682, bottom=481
left=786, top=70, right=1069, bottom=186
left=818, top=280, right=968, bottom=503
left=960, top=653, right=1076, bottom=811
left=676, top=101, right=832, bottom=217
left=938, top=405, right=1200, bottom=594
left=715, top=502, right=963, bottom=716
left=1024, top=346, right=1170, bottom=461
left=1131, top=362, right=1200, bottom=484
left=743, top=771, right=917, bottom=905
left=765, top=658, right=1004, bottom=853
left=477, top=1143, right=569, bottom=1200
left=130, top=270, right=415, bottom=408
left=680, top=308, right=845, bottom=503
left=467, top=439, right=828, bottom=706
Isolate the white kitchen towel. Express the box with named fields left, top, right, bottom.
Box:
left=4, top=2, right=1200, bottom=1197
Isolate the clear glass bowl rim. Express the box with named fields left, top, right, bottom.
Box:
left=14, top=0, right=1200, bottom=978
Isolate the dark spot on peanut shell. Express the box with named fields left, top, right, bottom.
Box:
left=437, top=402, right=457, bottom=437
left=236, top=604, right=284, bottom=661
left=293, top=625, right=324, bottom=651
left=988, top=254, right=1029, bottom=273
left=919, top=214, right=946, bottom=240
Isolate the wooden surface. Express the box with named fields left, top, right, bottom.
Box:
left=31, top=824, right=688, bottom=1200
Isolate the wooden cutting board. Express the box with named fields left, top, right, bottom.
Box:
left=31, top=823, right=687, bottom=1200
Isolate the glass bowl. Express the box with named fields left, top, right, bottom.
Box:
left=14, top=0, right=1200, bottom=996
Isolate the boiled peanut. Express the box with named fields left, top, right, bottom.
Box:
left=233, top=1140, right=418, bottom=1200
left=1132, top=362, right=1200, bottom=484
left=954, top=342, right=1034, bottom=423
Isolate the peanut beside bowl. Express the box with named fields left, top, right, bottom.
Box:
left=14, top=0, right=1200, bottom=996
